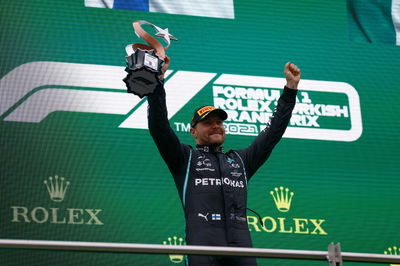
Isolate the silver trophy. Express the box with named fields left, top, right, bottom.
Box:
left=123, top=20, right=177, bottom=98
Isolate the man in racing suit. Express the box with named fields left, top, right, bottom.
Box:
left=147, top=62, right=300, bottom=266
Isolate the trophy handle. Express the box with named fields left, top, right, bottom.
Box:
left=133, top=21, right=166, bottom=59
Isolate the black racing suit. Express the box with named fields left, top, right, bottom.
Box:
left=147, top=84, right=297, bottom=266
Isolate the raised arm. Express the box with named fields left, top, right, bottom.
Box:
left=147, top=57, right=187, bottom=174
left=237, top=62, right=300, bottom=178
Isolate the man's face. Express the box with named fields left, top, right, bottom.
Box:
left=190, top=113, right=226, bottom=146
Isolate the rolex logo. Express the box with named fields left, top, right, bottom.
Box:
left=248, top=185, right=327, bottom=235
left=43, top=175, right=70, bottom=202
left=11, top=176, right=104, bottom=225
left=163, top=236, right=185, bottom=264
left=270, top=186, right=294, bottom=212
left=384, top=246, right=400, bottom=266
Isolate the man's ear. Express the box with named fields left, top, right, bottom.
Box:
left=190, top=127, right=196, bottom=138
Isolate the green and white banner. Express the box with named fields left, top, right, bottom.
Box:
left=1, top=1, right=399, bottom=265
left=347, top=0, right=400, bottom=45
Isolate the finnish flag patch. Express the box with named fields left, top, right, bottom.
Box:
left=212, top=213, right=221, bottom=220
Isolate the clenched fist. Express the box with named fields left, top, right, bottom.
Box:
left=159, top=55, right=170, bottom=81
left=284, top=62, right=301, bottom=90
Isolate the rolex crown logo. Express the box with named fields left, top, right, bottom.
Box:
left=163, top=236, right=184, bottom=263
left=270, top=186, right=294, bottom=212
left=384, top=246, right=400, bottom=266
left=43, top=175, right=70, bottom=202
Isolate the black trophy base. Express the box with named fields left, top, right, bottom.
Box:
left=123, top=48, right=164, bottom=98
left=123, top=68, right=162, bottom=98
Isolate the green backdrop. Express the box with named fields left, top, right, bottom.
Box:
left=1, top=1, right=399, bottom=265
